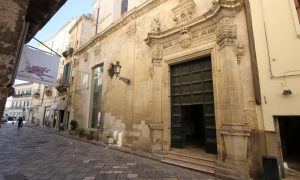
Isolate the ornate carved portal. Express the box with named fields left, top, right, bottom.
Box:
left=144, top=1, right=255, bottom=179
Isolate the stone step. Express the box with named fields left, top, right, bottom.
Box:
left=162, top=157, right=216, bottom=174
left=167, top=150, right=217, bottom=162
left=162, top=149, right=217, bottom=174
left=166, top=153, right=216, bottom=168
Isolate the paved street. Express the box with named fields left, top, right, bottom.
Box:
left=0, top=124, right=215, bottom=180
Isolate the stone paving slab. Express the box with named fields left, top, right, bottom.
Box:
left=0, top=124, right=216, bottom=180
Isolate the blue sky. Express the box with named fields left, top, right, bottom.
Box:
left=16, top=0, right=93, bottom=85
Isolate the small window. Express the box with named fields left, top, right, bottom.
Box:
left=63, top=63, right=71, bottom=86
left=121, top=0, right=128, bottom=15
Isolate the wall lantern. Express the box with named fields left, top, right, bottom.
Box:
left=282, top=88, right=292, bottom=96
left=109, top=61, right=130, bottom=85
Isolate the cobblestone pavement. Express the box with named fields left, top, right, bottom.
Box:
left=0, top=124, right=215, bottom=180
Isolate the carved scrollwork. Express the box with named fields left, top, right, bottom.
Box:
left=233, top=42, right=245, bottom=64
left=216, top=18, right=237, bottom=49
left=151, top=18, right=161, bottom=33
left=152, top=44, right=163, bottom=66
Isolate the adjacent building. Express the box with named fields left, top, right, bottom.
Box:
left=4, top=83, right=33, bottom=119
left=249, top=0, right=300, bottom=178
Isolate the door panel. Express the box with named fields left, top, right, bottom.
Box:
left=171, top=105, right=184, bottom=148
left=170, top=57, right=217, bottom=154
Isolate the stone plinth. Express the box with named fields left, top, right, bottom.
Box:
left=216, top=123, right=251, bottom=180
left=149, top=122, right=164, bottom=154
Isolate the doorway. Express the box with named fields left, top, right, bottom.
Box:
left=277, top=116, right=300, bottom=172
left=182, top=105, right=205, bottom=148
left=170, top=56, right=217, bottom=154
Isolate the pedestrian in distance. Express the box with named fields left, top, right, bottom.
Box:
left=59, top=121, right=64, bottom=131
left=17, top=117, right=23, bottom=129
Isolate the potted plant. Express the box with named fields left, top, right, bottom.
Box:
left=78, top=128, right=85, bottom=138
left=106, top=132, right=114, bottom=144
left=87, top=130, right=95, bottom=140
left=69, top=120, right=78, bottom=134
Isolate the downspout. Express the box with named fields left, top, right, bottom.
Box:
left=244, top=0, right=262, bottom=105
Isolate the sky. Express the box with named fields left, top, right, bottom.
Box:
left=15, top=0, right=93, bottom=85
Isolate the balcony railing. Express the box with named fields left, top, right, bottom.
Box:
left=13, top=92, right=32, bottom=97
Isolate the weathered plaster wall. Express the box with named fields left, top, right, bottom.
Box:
left=250, top=0, right=300, bottom=131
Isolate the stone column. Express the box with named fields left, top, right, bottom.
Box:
left=149, top=44, right=164, bottom=154
left=215, top=17, right=251, bottom=180
left=0, top=0, right=30, bottom=117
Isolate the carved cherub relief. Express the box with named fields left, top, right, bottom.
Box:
left=151, top=18, right=161, bottom=33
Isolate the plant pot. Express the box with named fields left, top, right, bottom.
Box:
left=107, top=137, right=114, bottom=144
left=86, top=135, right=94, bottom=140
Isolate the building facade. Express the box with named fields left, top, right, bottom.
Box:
left=29, top=18, right=77, bottom=127
left=250, top=0, right=300, bottom=178
left=70, top=0, right=262, bottom=179
left=30, top=15, right=94, bottom=129
left=26, top=0, right=300, bottom=179
left=4, top=83, right=33, bottom=119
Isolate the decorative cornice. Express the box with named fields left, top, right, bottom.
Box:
left=74, top=0, right=168, bottom=55
left=145, top=0, right=243, bottom=46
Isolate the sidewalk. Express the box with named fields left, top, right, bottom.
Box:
left=24, top=124, right=163, bottom=162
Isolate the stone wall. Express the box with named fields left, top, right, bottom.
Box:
left=0, top=0, right=30, bottom=117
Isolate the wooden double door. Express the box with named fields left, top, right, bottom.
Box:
left=170, top=56, right=217, bottom=154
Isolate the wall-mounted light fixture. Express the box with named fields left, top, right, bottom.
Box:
left=282, top=88, right=292, bottom=96
left=281, top=72, right=294, bottom=96
left=109, top=61, right=130, bottom=85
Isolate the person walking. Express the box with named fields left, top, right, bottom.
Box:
left=17, top=117, right=23, bottom=129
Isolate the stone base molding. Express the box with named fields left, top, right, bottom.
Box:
left=149, top=122, right=164, bottom=154
left=216, top=123, right=251, bottom=179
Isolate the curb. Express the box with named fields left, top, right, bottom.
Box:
left=24, top=125, right=163, bottom=162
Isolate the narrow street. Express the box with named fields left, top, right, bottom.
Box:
left=0, top=125, right=215, bottom=180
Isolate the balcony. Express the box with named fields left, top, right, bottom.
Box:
left=32, top=89, right=41, bottom=99
left=55, top=77, right=68, bottom=96
left=13, top=92, right=32, bottom=97
left=44, top=86, right=53, bottom=97
left=62, top=43, right=74, bottom=58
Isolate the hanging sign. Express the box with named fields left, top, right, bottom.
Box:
left=16, top=45, right=60, bottom=86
